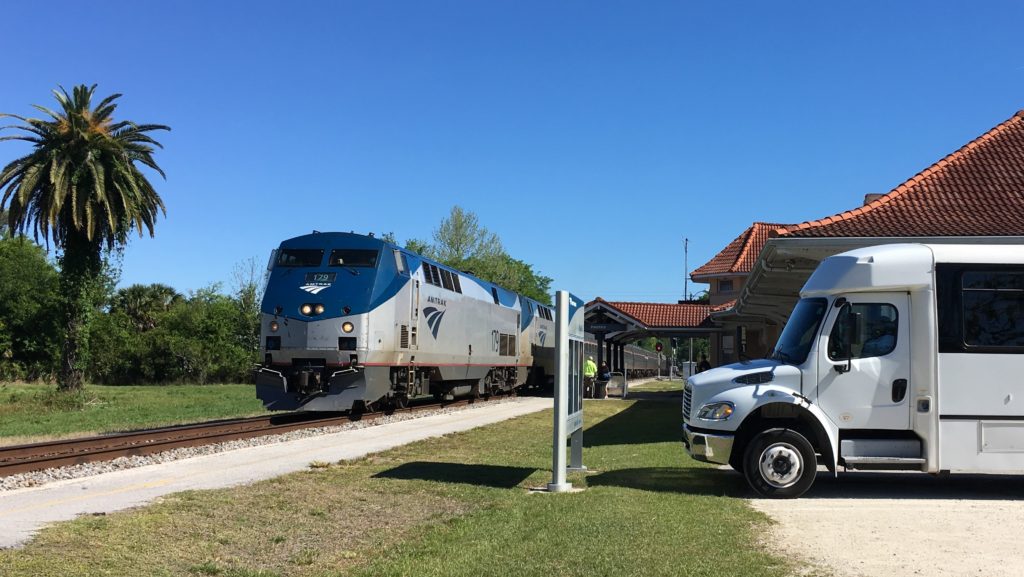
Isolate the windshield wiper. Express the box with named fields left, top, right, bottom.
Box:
left=772, top=350, right=793, bottom=365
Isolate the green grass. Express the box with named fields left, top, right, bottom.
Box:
left=628, top=377, right=684, bottom=393
left=0, top=382, right=268, bottom=443
left=0, top=400, right=793, bottom=577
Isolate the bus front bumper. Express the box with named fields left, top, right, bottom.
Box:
left=682, top=424, right=734, bottom=466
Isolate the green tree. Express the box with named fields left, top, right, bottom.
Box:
left=231, top=257, right=265, bottom=361
left=431, top=206, right=503, bottom=268
left=465, top=253, right=552, bottom=303
left=404, top=238, right=432, bottom=257
left=111, top=283, right=183, bottom=331
left=0, top=85, right=170, bottom=390
left=0, top=236, right=61, bottom=379
left=411, top=206, right=552, bottom=304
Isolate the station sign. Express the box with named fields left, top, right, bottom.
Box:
left=588, top=322, right=627, bottom=333
left=548, top=290, right=587, bottom=492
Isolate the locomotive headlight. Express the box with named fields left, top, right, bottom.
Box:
left=314, top=304, right=325, bottom=315
left=697, top=402, right=735, bottom=421
left=342, top=322, right=354, bottom=333
left=269, top=321, right=280, bottom=333
left=300, top=304, right=313, bottom=316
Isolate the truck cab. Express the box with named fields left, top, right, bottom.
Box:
left=683, top=243, right=1024, bottom=497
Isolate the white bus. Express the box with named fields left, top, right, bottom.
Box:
left=682, top=244, right=1024, bottom=497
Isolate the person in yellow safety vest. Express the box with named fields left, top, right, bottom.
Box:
left=584, top=356, right=597, bottom=398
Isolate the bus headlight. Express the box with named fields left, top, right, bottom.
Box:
left=269, top=321, right=279, bottom=333
left=697, top=402, right=735, bottom=421
left=342, top=322, right=354, bottom=333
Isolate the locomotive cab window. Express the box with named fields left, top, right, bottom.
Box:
left=329, top=249, right=379, bottom=268
left=277, top=249, right=324, bottom=267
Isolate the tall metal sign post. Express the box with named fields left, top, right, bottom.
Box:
left=548, top=290, right=586, bottom=493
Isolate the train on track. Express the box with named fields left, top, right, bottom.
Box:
left=583, top=337, right=663, bottom=379
left=255, top=232, right=663, bottom=412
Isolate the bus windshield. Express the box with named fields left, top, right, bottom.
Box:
left=771, top=298, right=828, bottom=365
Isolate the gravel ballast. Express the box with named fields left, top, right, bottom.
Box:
left=0, top=397, right=522, bottom=492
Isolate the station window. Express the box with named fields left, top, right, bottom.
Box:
left=719, top=279, right=734, bottom=293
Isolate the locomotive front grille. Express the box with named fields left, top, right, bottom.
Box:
left=400, top=325, right=410, bottom=349
left=682, top=383, right=693, bottom=421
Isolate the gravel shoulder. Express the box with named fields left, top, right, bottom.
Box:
left=749, top=470, right=1024, bottom=577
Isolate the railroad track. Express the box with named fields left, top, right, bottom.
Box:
left=0, top=398, right=486, bottom=478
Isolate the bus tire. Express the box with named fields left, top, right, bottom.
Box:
left=742, top=428, right=816, bottom=498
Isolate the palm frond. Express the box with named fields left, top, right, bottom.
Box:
left=1, top=84, right=169, bottom=250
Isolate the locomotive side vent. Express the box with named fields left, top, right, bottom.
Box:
left=400, top=325, right=410, bottom=348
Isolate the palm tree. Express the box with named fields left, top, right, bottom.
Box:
left=112, top=283, right=184, bottom=331
left=0, top=85, right=170, bottom=390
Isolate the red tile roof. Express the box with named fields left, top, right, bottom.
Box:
left=778, top=111, right=1024, bottom=238
left=591, top=298, right=712, bottom=328
left=711, top=299, right=737, bottom=313
left=692, top=222, right=792, bottom=278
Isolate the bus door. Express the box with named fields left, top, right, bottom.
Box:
left=816, top=293, right=911, bottom=430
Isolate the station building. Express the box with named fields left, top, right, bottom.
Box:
left=587, top=109, right=1024, bottom=368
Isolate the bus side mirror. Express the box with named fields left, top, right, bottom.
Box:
left=836, top=311, right=862, bottom=374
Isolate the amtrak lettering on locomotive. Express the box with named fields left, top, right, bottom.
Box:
left=256, top=232, right=557, bottom=412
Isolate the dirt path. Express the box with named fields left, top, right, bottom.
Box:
left=749, top=470, right=1024, bottom=577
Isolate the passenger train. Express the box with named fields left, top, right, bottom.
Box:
left=255, top=232, right=663, bottom=412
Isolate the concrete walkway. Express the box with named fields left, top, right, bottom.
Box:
left=0, top=397, right=552, bottom=549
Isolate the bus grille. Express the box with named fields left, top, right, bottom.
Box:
left=682, top=383, right=693, bottom=421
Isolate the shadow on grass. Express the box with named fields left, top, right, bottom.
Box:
left=621, top=390, right=683, bottom=401
left=586, top=466, right=749, bottom=496
left=374, top=462, right=536, bottom=489
left=583, top=401, right=681, bottom=447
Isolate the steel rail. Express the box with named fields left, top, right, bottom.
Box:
left=0, top=397, right=486, bottom=477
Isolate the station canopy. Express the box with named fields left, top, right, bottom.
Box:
left=584, top=298, right=719, bottom=344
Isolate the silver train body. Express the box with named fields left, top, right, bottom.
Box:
left=255, top=232, right=556, bottom=411
left=582, top=337, right=665, bottom=378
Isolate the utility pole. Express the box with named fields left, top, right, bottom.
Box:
left=685, top=237, right=692, bottom=379
left=683, top=237, right=689, bottom=301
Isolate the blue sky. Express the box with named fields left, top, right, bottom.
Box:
left=3, top=1, right=1024, bottom=303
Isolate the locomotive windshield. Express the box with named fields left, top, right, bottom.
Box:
left=329, top=249, right=379, bottom=268
left=277, top=249, right=324, bottom=267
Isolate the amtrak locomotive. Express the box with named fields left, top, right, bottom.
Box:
left=256, top=232, right=557, bottom=412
